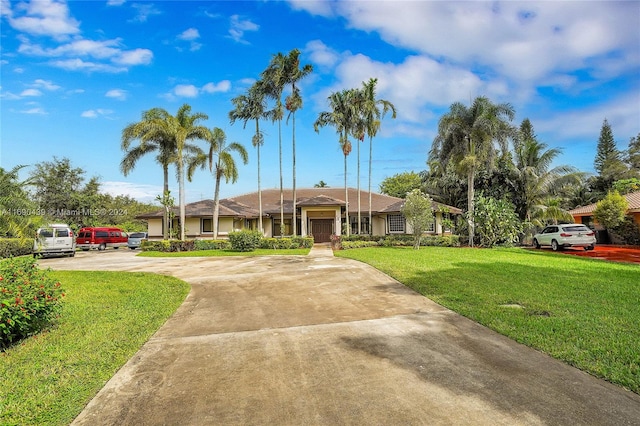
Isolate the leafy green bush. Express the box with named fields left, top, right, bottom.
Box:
left=341, top=240, right=379, bottom=249
left=611, top=216, right=640, bottom=246
left=338, top=234, right=460, bottom=249
left=0, top=257, right=65, bottom=349
left=141, top=240, right=170, bottom=252
left=291, top=236, right=314, bottom=248
left=0, top=238, right=33, bottom=258
left=229, top=230, right=263, bottom=252
left=194, top=239, right=231, bottom=250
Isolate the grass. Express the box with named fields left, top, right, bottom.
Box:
left=137, top=248, right=310, bottom=257
left=336, top=246, right=640, bottom=393
left=0, top=270, right=190, bottom=425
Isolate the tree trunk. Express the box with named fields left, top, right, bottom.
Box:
left=344, top=150, right=350, bottom=237
left=178, top=158, right=186, bottom=241
left=213, top=171, right=221, bottom=239
left=467, top=169, right=475, bottom=247
left=357, top=138, right=361, bottom=235
left=368, top=136, right=373, bottom=236
left=292, top=112, right=297, bottom=236
left=256, top=120, right=263, bottom=234
left=163, top=165, right=169, bottom=240
left=278, top=119, right=284, bottom=236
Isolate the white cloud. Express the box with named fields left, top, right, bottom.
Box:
left=202, top=80, right=231, bottom=94
left=130, top=3, right=161, bottom=23
left=49, top=58, right=126, bottom=73
left=178, top=28, right=200, bottom=41
left=81, top=108, right=113, bottom=118
left=228, top=15, right=259, bottom=43
left=101, top=181, right=163, bottom=203
left=4, top=0, right=80, bottom=40
left=287, top=0, right=334, bottom=18
left=20, top=107, right=47, bottom=115
left=174, top=84, right=198, bottom=98
left=20, top=88, right=43, bottom=97
left=107, top=0, right=126, bottom=6
left=305, top=40, right=339, bottom=69
left=296, top=1, right=639, bottom=87
left=106, top=89, right=127, bottom=100
left=32, top=79, right=60, bottom=91
left=113, top=48, right=153, bottom=65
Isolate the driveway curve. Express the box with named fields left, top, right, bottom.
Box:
left=40, top=247, right=640, bottom=425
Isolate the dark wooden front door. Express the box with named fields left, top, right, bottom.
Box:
left=311, top=219, right=333, bottom=243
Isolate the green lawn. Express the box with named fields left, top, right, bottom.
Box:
left=137, top=248, right=310, bottom=257
left=0, top=271, right=190, bottom=425
left=336, top=246, right=640, bottom=393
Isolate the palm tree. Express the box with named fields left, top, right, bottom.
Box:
left=314, top=88, right=359, bottom=236
left=0, top=165, right=38, bottom=238
left=284, top=49, right=313, bottom=236
left=359, top=78, right=396, bottom=234
left=134, top=104, right=209, bottom=240
left=229, top=81, right=269, bottom=233
left=261, top=52, right=287, bottom=235
left=121, top=108, right=177, bottom=239
left=430, top=96, right=515, bottom=246
left=188, top=128, right=248, bottom=239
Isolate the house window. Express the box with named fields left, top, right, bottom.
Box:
left=426, top=221, right=435, bottom=233
left=273, top=219, right=292, bottom=237
left=350, top=216, right=370, bottom=234
left=388, top=214, right=405, bottom=233
left=202, top=218, right=213, bottom=233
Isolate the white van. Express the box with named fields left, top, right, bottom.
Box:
left=33, top=224, right=76, bottom=258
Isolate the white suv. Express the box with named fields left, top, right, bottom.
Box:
left=533, top=224, right=596, bottom=251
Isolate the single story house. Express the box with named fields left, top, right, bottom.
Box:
left=569, top=190, right=640, bottom=229
left=137, top=187, right=463, bottom=243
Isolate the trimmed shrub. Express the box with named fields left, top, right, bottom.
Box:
left=141, top=240, right=170, bottom=252
left=194, top=239, right=231, bottom=250
left=338, top=234, right=460, bottom=250
left=0, top=239, right=33, bottom=259
left=291, top=236, right=314, bottom=249
left=0, top=256, right=65, bottom=349
left=229, top=230, right=263, bottom=252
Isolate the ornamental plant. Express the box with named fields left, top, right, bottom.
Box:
left=0, top=256, right=65, bottom=349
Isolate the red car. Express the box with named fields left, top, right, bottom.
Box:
left=76, top=227, right=128, bottom=251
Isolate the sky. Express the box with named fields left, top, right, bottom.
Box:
left=1, top=0, right=639, bottom=204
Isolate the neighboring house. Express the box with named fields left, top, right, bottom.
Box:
left=137, top=187, right=462, bottom=243
left=569, top=190, right=640, bottom=230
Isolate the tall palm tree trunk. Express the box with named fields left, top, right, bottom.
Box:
left=467, top=170, right=475, bottom=247
left=256, top=121, right=263, bottom=234
left=344, top=150, right=350, bottom=237
left=368, top=137, right=373, bottom=235
left=292, top=113, right=297, bottom=236
left=278, top=119, right=284, bottom=235
left=213, top=173, right=222, bottom=239
left=163, top=165, right=169, bottom=239
left=178, top=159, right=186, bottom=241
left=357, top=139, right=361, bottom=235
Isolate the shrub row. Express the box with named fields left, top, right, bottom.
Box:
left=0, top=239, right=34, bottom=259
left=337, top=234, right=460, bottom=250
left=0, top=256, right=65, bottom=349
left=140, top=232, right=314, bottom=253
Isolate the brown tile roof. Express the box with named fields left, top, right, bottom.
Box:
left=137, top=188, right=463, bottom=218
left=569, top=191, right=640, bottom=216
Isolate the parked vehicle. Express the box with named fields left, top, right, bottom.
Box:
left=127, top=232, right=148, bottom=250
left=533, top=224, right=596, bottom=251
left=33, top=224, right=76, bottom=258
left=76, top=227, right=128, bottom=251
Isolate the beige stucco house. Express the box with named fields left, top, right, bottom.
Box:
left=137, top=187, right=462, bottom=243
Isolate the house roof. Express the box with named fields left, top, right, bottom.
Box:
left=137, top=187, right=463, bottom=219
left=569, top=191, right=640, bottom=216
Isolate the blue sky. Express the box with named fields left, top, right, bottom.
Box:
left=1, top=0, right=639, bottom=204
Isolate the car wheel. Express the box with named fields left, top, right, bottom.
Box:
left=98, top=243, right=106, bottom=251
left=129, top=247, right=136, bottom=250
left=551, top=240, right=560, bottom=251
left=533, top=239, right=541, bottom=249
left=587, top=245, right=595, bottom=251
left=82, top=248, right=89, bottom=251
left=70, top=251, right=76, bottom=257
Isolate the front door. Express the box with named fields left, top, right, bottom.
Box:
left=311, top=219, right=333, bottom=243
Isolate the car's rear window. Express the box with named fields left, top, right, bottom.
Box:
left=129, top=233, right=146, bottom=238
left=38, top=229, right=53, bottom=238
left=562, top=225, right=589, bottom=232
left=56, top=229, right=69, bottom=237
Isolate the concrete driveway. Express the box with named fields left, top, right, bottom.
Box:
left=41, top=247, right=640, bottom=425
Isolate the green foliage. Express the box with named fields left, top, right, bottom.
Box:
left=0, top=257, right=65, bottom=349
left=401, top=189, right=435, bottom=249
left=337, top=234, right=460, bottom=249
left=0, top=165, right=42, bottom=238
left=594, top=191, right=628, bottom=229
left=379, top=171, right=424, bottom=198
left=259, top=237, right=314, bottom=249
left=0, top=238, right=34, bottom=258
left=194, top=239, right=232, bottom=250
left=141, top=240, right=171, bottom=252
left=612, top=178, right=640, bottom=195
left=610, top=216, right=640, bottom=246
left=229, top=229, right=263, bottom=252
left=472, top=194, right=522, bottom=248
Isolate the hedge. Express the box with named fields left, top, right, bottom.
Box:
left=337, top=234, right=460, bottom=249
left=140, top=235, right=313, bottom=253
left=0, top=239, right=34, bottom=259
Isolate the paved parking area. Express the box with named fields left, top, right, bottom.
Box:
left=40, top=248, right=640, bottom=425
